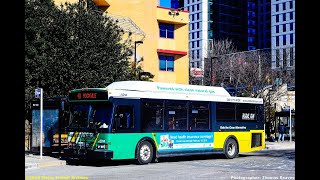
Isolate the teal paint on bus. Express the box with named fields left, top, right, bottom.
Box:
left=101, top=133, right=154, bottom=160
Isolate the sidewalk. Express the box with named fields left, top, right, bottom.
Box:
left=25, top=153, right=66, bottom=170
left=265, top=140, right=295, bottom=150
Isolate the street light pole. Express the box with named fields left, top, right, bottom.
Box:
left=210, top=56, right=213, bottom=86
left=289, top=106, right=292, bottom=142
left=134, top=41, right=143, bottom=79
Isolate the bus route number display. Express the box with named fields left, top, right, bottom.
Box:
left=69, top=91, right=108, bottom=101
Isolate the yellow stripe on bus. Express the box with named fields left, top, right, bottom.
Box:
left=152, top=133, right=159, bottom=150
left=214, top=130, right=265, bottom=153
left=71, top=132, right=79, bottom=143
left=92, top=133, right=100, bottom=150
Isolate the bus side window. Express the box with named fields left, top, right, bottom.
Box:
left=190, top=102, right=210, bottom=131
left=115, top=105, right=134, bottom=129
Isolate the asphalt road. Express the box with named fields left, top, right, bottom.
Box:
left=25, top=149, right=295, bottom=180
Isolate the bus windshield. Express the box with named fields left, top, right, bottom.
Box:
left=68, top=102, right=114, bottom=130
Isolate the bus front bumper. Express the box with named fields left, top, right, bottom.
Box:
left=64, top=148, right=113, bottom=160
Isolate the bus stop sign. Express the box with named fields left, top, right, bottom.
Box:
left=35, top=88, right=41, bottom=99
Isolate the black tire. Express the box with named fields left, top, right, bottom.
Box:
left=224, top=138, right=238, bottom=159
left=66, top=159, right=76, bottom=165
left=136, top=141, right=153, bottom=165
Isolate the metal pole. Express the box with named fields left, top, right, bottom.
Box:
left=40, top=88, right=43, bottom=159
left=210, top=40, right=214, bottom=86
left=134, top=42, right=137, bottom=71
left=289, top=106, right=292, bottom=142
left=210, top=56, right=213, bottom=86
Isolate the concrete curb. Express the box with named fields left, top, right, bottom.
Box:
left=265, top=142, right=295, bottom=150
left=25, top=158, right=66, bottom=170
left=25, top=161, right=66, bottom=170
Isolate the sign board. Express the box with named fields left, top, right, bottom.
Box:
left=35, top=88, right=41, bottom=99
left=68, top=91, right=109, bottom=101
left=190, top=68, right=204, bottom=78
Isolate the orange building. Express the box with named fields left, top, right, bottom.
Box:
left=54, top=0, right=190, bottom=84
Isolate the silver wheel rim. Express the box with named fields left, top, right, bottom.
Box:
left=140, top=144, right=151, bottom=161
left=227, top=143, right=235, bottom=156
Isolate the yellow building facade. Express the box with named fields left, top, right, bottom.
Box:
left=54, top=0, right=189, bottom=84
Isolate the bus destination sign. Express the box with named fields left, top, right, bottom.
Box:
left=69, top=91, right=108, bottom=101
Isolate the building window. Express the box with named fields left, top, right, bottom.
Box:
left=192, top=41, right=194, bottom=48
left=276, top=49, right=280, bottom=67
left=283, top=35, right=286, bottom=45
left=197, top=4, right=200, bottom=11
left=289, top=1, right=293, bottom=9
left=276, top=25, right=279, bottom=33
left=290, top=23, right=293, bottom=31
left=192, top=14, right=194, bottom=21
left=283, top=13, right=286, bottom=21
left=191, top=62, right=194, bottom=68
left=276, top=15, right=279, bottom=22
left=197, top=13, right=200, bottom=20
left=290, top=34, right=294, bottom=44
left=290, top=12, right=293, bottom=20
left=197, top=22, right=200, bottom=29
left=283, top=49, right=287, bottom=67
left=197, top=40, right=199, bottom=47
left=196, top=50, right=200, bottom=58
left=289, top=47, right=294, bottom=66
left=283, top=2, right=286, bottom=10
left=191, top=50, right=194, bottom=59
left=276, top=4, right=279, bottom=12
left=192, top=23, right=194, bottom=30
left=276, top=36, right=279, bottom=46
left=159, top=55, right=174, bottom=71
left=171, top=0, right=179, bottom=9
left=159, top=23, right=174, bottom=38
left=192, top=5, right=194, bottom=11
left=283, top=24, right=286, bottom=32
left=196, top=61, right=200, bottom=68
left=197, top=31, right=200, bottom=38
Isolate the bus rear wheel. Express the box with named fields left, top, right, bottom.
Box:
left=136, top=141, right=153, bottom=165
left=224, top=138, right=238, bottom=159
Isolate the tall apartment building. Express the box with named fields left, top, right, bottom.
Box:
left=257, top=0, right=271, bottom=49
left=54, top=0, right=190, bottom=84
left=185, top=0, right=266, bottom=72
left=271, top=0, right=295, bottom=73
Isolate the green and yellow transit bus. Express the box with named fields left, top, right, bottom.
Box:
left=65, top=81, right=265, bottom=165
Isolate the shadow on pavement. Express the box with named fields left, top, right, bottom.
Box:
left=239, top=149, right=295, bottom=160
left=66, top=154, right=230, bottom=167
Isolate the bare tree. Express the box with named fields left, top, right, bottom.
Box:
left=203, top=38, right=238, bottom=86
left=204, top=39, right=296, bottom=138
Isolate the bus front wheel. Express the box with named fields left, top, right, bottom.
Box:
left=224, top=138, right=238, bottom=159
left=136, top=141, right=153, bottom=165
